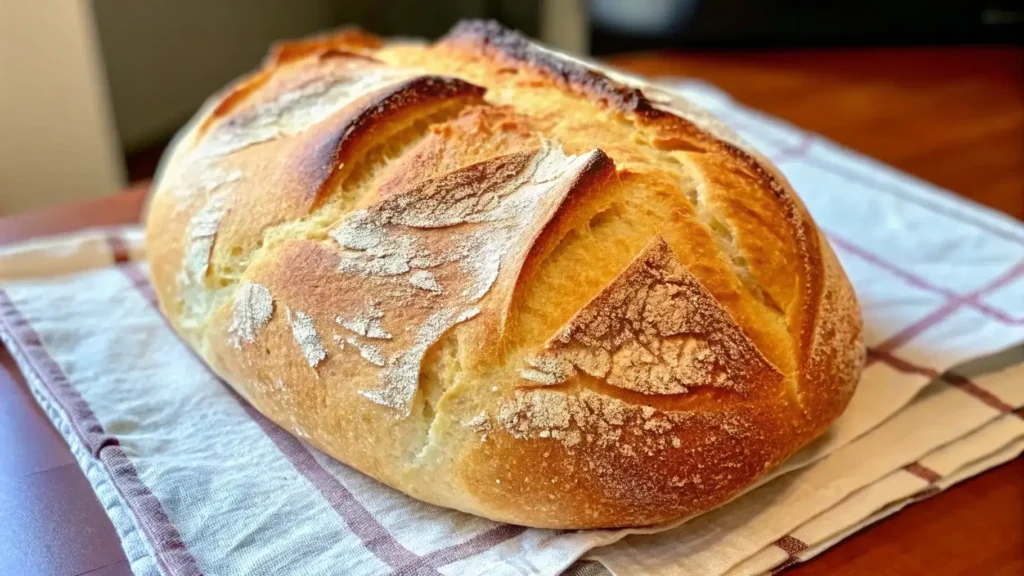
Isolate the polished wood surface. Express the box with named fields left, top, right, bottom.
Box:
left=1, top=47, right=1021, bottom=575
left=0, top=181, right=149, bottom=245
left=607, top=47, right=1024, bottom=220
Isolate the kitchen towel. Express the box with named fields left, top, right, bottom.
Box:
left=1, top=80, right=1021, bottom=576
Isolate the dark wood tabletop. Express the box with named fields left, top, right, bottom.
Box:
left=1, top=47, right=1021, bottom=576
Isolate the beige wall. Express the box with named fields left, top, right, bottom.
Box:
left=0, top=0, right=124, bottom=215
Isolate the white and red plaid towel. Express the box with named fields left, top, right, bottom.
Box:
left=1, top=81, right=1022, bottom=576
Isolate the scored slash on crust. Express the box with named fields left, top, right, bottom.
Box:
left=323, top=142, right=608, bottom=415
left=520, top=237, right=783, bottom=396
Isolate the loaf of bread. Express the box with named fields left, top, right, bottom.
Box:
left=145, top=20, right=863, bottom=528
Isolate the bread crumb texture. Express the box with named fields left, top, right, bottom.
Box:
left=145, top=20, right=862, bottom=528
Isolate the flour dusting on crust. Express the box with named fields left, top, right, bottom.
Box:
left=520, top=355, right=574, bottom=386
left=200, top=69, right=410, bottom=156
left=347, top=337, right=387, bottom=367
left=180, top=194, right=229, bottom=287
left=288, top=308, right=327, bottom=368
left=497, top=387, right=750, bottom=460
left=522, top=238, right=781, bottom=395
left=328, top=143, right=604, bottom=415
left=336, top=301, right=393, bottom=339
left=229, top=282, right=274, bottom=347
left=464, top=412, right=492, bottom=440
left=170, top=162, right=243, bottom=207
left=361, top=307, right=480, bottom=412
left=518, top=368, right=559, bottom=385
left=409, top=270, right=442, bottom=293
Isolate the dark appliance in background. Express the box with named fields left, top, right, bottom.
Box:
left=588, top=0, right=1024, bottom=54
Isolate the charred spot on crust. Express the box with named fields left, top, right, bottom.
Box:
left=443, top=21, right=723, bottom=155
left=443, top=19, right=657, bottom=115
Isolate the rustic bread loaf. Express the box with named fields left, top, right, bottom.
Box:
left=145, top=20, right=864, bottom=529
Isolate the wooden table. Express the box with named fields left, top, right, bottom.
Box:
left=1, top=47, right=1021, bottom=576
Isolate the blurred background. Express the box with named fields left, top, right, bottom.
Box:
left=0, top=0, right=1020, bottom=215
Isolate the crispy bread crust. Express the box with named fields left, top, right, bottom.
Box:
left=145, top=20, right=863, bottom=528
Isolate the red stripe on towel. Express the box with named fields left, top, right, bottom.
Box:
left=0, top=289, right=204, bottom=576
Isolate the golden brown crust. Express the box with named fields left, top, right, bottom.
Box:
left=145, top=20, right=863, bottom=528
left=265, top=27, right=383, bottom=66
